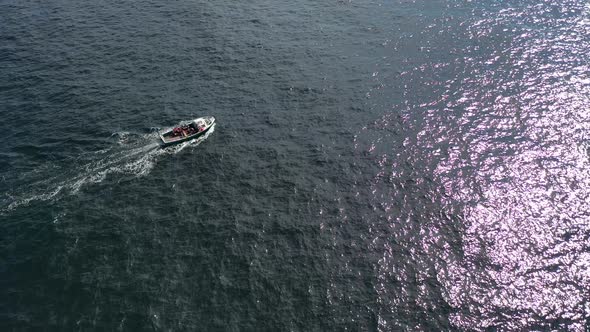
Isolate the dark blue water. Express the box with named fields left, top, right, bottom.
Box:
left=2, top=0, right=590, bottom=330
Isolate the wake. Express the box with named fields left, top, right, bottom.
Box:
left=3, top=125, right=215, bottom=212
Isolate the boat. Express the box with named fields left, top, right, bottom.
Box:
left=159, top=116, right=215, bottom=146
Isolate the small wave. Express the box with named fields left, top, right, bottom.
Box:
left=2, top=124, right=215, bottom=212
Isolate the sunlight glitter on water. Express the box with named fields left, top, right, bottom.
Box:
left=361, top=1, right=590, bottom=330
left=432, top=2, right=590, bottom=330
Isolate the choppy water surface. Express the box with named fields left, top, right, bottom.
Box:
left=2, top=0, right=589, bottom=330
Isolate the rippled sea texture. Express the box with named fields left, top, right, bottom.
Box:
left=2, top=0, right=590, bottom=330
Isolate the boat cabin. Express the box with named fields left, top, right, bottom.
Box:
left=170, top=119, right=207, bottom=137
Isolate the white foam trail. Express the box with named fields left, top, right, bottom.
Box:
left=2, top=124, right=215, bottom=212
left=6, top=185, right=64, bottom=211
